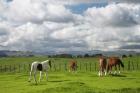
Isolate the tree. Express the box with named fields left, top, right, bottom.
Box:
left=84, top=54, right=90, bottom=57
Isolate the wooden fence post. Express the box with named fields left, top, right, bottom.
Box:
left=5, top=65, right=6, bottom=72
left=19, top=64, right=20, bottom=73
left=80, top=62, right=81, bottom=71
left=0, top=65, right=2, bottom=72
left=90, top=62, right=92, bottom=72
left=65, top=63, right=67, bottom=71
left=128, top=61, right=130, bottom=71
left=24, top=64, right=26, bottom=72
left=14, top=64, right=16, bottom=73
left=95, top=62, right=96, bottom=71
left=131, top=61, right=134, bottom=70
left=85, top=63, right=87, bottom=71
left=54, top=64, right=56, bottom=71
left=59, top=63, right=61, bottom=71
left=9, top=65, right=12, bottom=72
left=28, top=64, right=31, bottom=72
left=136, top=61, right=139, bottom=70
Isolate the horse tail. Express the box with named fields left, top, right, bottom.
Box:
left=119, top=60, right=124, bottom=68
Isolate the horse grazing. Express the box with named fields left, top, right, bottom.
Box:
left=107, top=57, right=124, bottom=74
left=69, top=60, right=78, bottom=72
left=98, top=56, right=107, bottom=76
left=28, top=60, right=52, bottom=84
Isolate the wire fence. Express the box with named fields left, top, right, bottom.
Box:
left=0, top=61, right=139, bottom=73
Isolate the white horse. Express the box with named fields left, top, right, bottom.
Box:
left=28, top=60, right=52, bottom=84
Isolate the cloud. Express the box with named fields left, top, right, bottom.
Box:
left=85, top=4, right=140, bottom=27
left=36, top=0, right=108, bottom=5
left=108, top=0, right=140, bottom=4
left=1, top=0, right=75, bottom=24
left=0, top=0, right=140, bottom=53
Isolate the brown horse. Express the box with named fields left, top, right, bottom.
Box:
left=98, top=56, right=107, bottom=76
left=107, top=57, right=124, bottom=74
left=69, top=60, right=78, bottom=72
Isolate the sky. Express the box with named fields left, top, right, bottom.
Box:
left=0, top=0, right=140, bottom=53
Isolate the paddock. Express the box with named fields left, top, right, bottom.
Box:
left=0, top=71, right=140, bottom=93
left=0, top=56, right=140, bottom=93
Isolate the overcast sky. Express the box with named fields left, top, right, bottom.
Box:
left=0, top=0, right=140, bottom=53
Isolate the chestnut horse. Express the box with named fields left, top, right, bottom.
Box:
left=107, top=57, right=124, bottom=74
left=69, top=60, right=78, bottom=72
left=98, top=56, right=107, bottom=76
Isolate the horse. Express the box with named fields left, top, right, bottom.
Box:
left=107, top=57, right=124, bottom=74
left=28, top=60, right=52, bottom=84
left=98, top=56, right=107, bottom=76
left=69, top=60, right=78, bottom=72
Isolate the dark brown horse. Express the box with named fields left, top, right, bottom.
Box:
left=98, top=56, right=107, bottom=76
left=107, top=57, right=124, bottom=74
left=69, top=60, right=78, bottom=72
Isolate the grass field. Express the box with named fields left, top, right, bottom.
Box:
left=0, top=56, right=140, bottom=93
left=0, top=71, right=140, bottom=93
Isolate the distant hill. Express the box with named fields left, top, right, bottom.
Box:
left=0, top=50, right=139, bottom=57
left=0, top=50, right=34, bottom=57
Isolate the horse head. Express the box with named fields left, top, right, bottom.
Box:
left=48, top=60, right=52, bottom=68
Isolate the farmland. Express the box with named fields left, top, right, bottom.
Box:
left=0, top=56, right=140, bottom=93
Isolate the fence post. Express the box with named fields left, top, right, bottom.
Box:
left=10, top=65, right=11, bottom=72
left=24, top=64, right=26, bottom=72
left=5, top=65, right=6, bottom=72
left=28, top=64, right=31, bottom=72
left=0, top=65, right=1, bottom=72
left=19, top=64, right=20, bottom=73
left=85, top=63, right=87, bottom=71
left=136, top=61, right=139, bottom=70
left=54, top=64, right=56, bottom=71
left=95, top=62, right=96, bottom=71
left=65, top=63, right=67, bottom=71
left=14, top=64, right=16, bottom=73
left=127, top=61, right=130, bottom=71
left=131, top=61, right=134, bottom=70
left=59, top=63, right=61, bottom=71
left=80, top=62, right=81, bottom=71
left=90, top=62, right=92, bottom=72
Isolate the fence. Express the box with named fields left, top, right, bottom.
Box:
left=0, top=61, right=139, bottom=73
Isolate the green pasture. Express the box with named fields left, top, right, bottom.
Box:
left=0, top=56, right=140, bottom=93
left=0, top=71, right=140, bottom=93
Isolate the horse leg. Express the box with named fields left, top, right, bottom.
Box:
left=98, top=66, right=101, bottom=76
left=109, top=66, right=112, bottom=74
left=98, top=71, right=101, bottom=76
left=33, top=71, right=37, bottom=84
left=39, top=71, right=42, bottom=82
left=100, top=67, right=103, bottom=76
left=69, top=67, right=71, bottom=72
left=28, top=71, right=32, bottom=82
left=104, top=68, right=107, bottom=76
left=114, top=65, right=117, bottom=75
left=69, top=67, right=70, bottom=72
left=45, top=71, right=48, bottom=81
left=118, top=65, right=120, bottom=74
left=28, top=64, right=33, bottom=82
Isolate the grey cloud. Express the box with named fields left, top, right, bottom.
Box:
left=120, top=45, right=140, bottom=49
left=0, top=1, right=140, bottom=52
left=109, top=0, right=140, bottom=4
left=0, top=28, right=9, bottom=36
